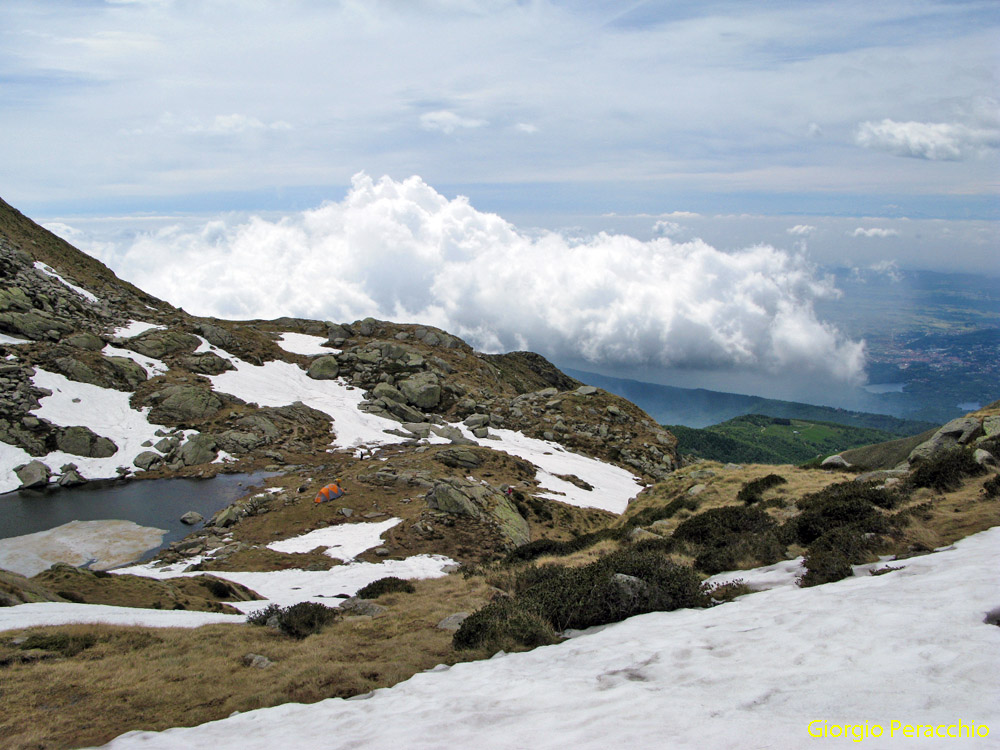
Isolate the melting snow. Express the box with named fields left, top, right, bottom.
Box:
left=275, top=332, right=340, bottom=356
left=94, top=527, right=1000, bottom=750
left=208, top=358, right=403, bottom=449
left=0, top=602, right=242, bottom=631
left=33, top=261, right=99, bottom=303
left=102, top=344, right=169, bottom=377
left=112, top=320, right=165, bottom=339
left=458, top=424, right=644, bottom=514
left=267, top=518, right=401, bottom=561
left=111, top=552, right=455, bottom=613
left=0, top=368, right=167, bottom=492
left=0, top=333, right=31, bottom=345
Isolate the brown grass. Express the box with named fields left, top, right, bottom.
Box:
left=0, top=573, right=496, bottom=750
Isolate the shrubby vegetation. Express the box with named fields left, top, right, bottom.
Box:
left=454, top=545, right=705, bottom=651
left=737, top=474, right=787, bottom=505
left=356, top=577, right=415, bottom=598
left=247, top=601, right=340, bottom=639
left=909, top=448, right=986, bottom=492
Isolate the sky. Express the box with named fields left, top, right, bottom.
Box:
left=1, top=0, right=998, bottom=401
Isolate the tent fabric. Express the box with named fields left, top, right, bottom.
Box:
left=314, top=483, right=345, bottom=503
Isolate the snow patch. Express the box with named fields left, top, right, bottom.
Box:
left=33, top=261, right=99, bottom=303
left=102, top=344, right=169, bottom=377
left=0, top=368, right=167, bottom=492
left=457, top=424, right=644, bottom=514
left=0, top=333, right=31, bottom=345
left=267, top=518, right=401, bottom=560
left=208, top=358, right=404, bottom=449
left=97, top=528, right=1000, bottom=750
left=113, top=553, right=455, bottom=612
left=275, top=332, right=340, bottom=356
left=112, top=320, right=165, bottom=339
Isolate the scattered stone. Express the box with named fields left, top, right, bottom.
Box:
left=242, top=653, right=274, bottom=669
left=339, top=508, right=354, bottom=518
left=434, top=447, right=483, bottom=469
left=133, top=451, right=163, bottom=471
left=974, top=449, right=998, bottom=468
left=575, top=385, right=598, bottom=396
left=821, top=455, right=851, bottom=469
left=436, top=612, right=470, bottom=631
left=687, top=484, right=706, bottom=497
left=307, top=355, right=340, bottom=380
left=180, top=511, right=204, bottom=525
left=14, top=460, right=51, bottom=489
left=339, top=597, right=388, bottom=617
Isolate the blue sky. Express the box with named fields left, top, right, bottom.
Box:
left=1, top=1, right=997, bottom=402
left=2, top=0, right=996, bottom=223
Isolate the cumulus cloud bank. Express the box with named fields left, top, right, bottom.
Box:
left=855, top=119, right=1000, bottom=161
left=105, top=174, right=865, bottom=383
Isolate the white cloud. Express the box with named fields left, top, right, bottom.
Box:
left=851, top=227, right=898, bottom=238
left=100, top=174, right=865, bottom=384
left=186, top=114, right=292, bottom=135
left=123, top=112, right=292, bottom=137
left=786, top=225, right=816, bottom=236
left=419, top=111, right=487, bottom=134
left=652, top=220, right=681, bottom=236
left=514, top=122, right=538, bottom=134
left=855, top=119, right=1000, bottom=161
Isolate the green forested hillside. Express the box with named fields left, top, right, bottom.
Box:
left=668, top=414, right=902, bottom=465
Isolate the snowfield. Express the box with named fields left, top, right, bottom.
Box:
left=274, top=331, right=340, bottom=356
left=208, top=358, right=404, bottom=450
left=91, top=527, right=1000, bottom=750
left=458, top=424, right=644, bottom=513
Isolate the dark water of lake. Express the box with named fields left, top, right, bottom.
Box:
left=0, top=472, right=276, bottom=560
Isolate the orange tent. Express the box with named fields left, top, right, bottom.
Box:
left=314, top=482, right=345, bottom=504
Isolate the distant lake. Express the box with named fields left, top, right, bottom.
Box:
left=862, top=382, right=906, bottom=394
left=957, top=402, right=981, bottom=411
left=0, top=472, right=275, bottom=561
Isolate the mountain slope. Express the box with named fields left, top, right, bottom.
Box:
left=669, top=414, right=905, bottom=465
left=564, top=367, right=936, bottom=434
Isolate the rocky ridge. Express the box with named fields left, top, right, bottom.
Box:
left=0, top=196, right=677, bottom=566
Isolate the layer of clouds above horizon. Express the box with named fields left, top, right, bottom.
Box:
left=1, top=3, right=997, bottom=230
left=62, top=173, right=867, bottom=388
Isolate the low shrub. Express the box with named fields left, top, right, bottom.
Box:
left=356, top=577, right=415, bottom=599
left=737, top=474, right=787, bottom=505
left=702, top=578, right=754, bottom=603
left=18, top=632, right=96, bottom=657
left=246, top=603, right=280, bottom=626
left=246, top=601, right=340, bottom=638
left=503, top=528, right=624, bottom=564
left=983, top=475, right=1000, bottom=499
left=693, top=531, right=786, bottom=575
left=518, top=547, right=705, bottom=632
left=458, top=546, right=706, bottom=649
left=910, top=448, right=987, bottom=492
left=625, top=498, right=700, bottom=528
left=673, top=505, right=776, bottom=546
left=452, top=598, right=558, bottom=652
left=799, top=547, right=853, bottom=587
left=673, top=505, right=786, bottom=574
left=796, top=480, right=901, bottom=511
left=798, top=526, right=883, bottom=588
